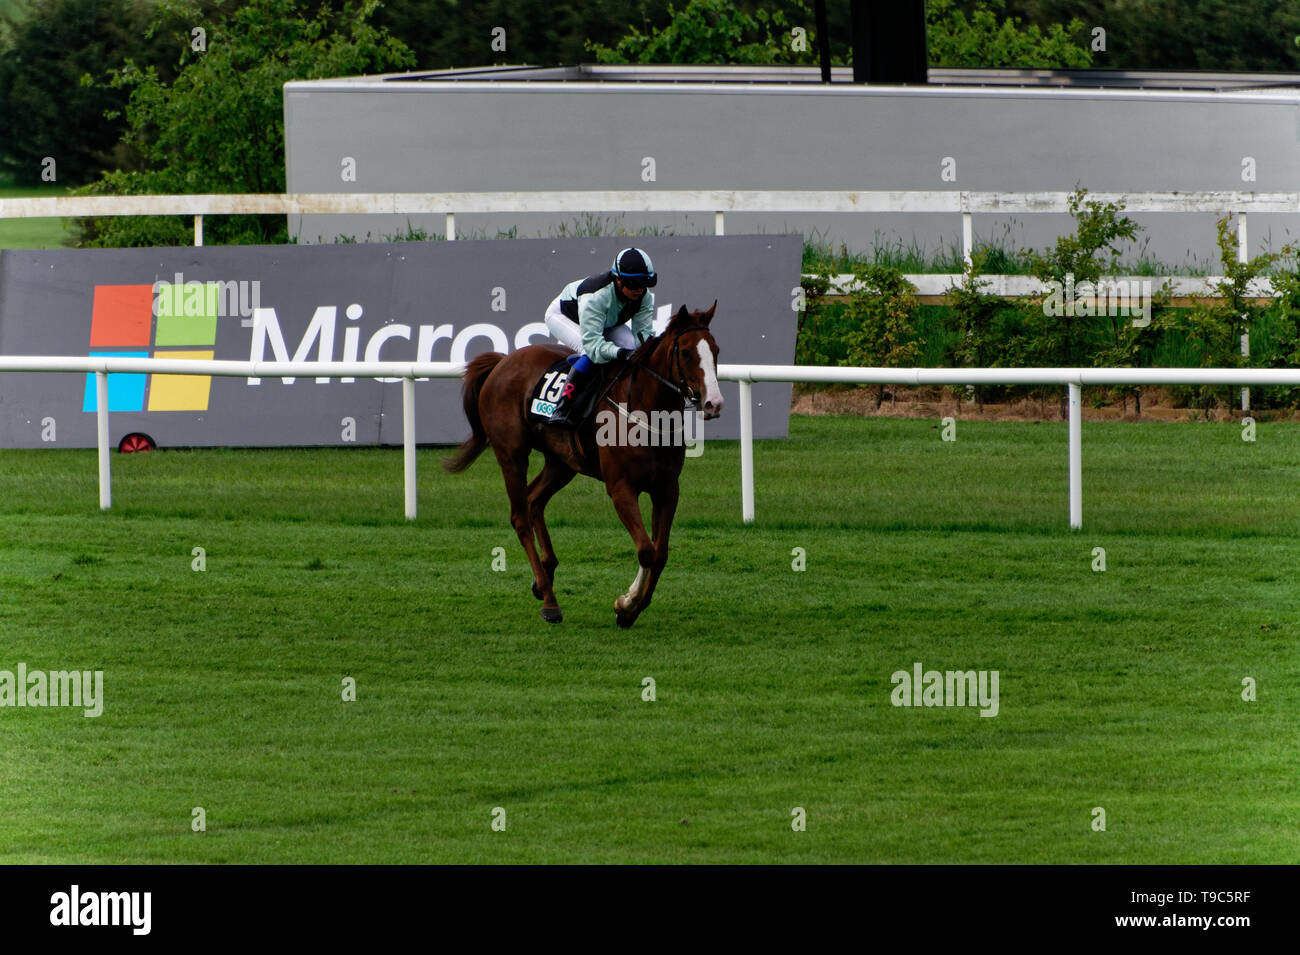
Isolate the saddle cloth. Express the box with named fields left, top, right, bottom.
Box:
left=527, top=354, right=581, bottom=421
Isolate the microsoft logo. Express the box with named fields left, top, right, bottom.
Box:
left=83, top=284, right=217, bottom=412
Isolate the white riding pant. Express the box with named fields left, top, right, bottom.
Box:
left=544, top=295, right=638, bottom=357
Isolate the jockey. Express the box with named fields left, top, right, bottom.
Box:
left=543, top=247, right=657, bottom=429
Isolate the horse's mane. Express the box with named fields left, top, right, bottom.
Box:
left=624, top=308, right=703, bottom=367
left=627, top=329, right=662, bottom=365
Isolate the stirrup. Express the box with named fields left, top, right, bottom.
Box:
left=547, top=390, right=586, bottom=429
left=547, top=402, right=582, bottom=429
left=547, top=366, right=592, bottom=429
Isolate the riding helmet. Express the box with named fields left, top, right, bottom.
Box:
left=611, top=248, right=657, bottom=287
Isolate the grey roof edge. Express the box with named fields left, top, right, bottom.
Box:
left=286, top=62, right=1300, bottom=88
left=283, top=64, right=1300, bottom=103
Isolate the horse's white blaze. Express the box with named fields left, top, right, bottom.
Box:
left=696, top=340, right=724, bottom=414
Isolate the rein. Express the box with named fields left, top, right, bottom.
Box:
left=604, top=400, right=680, bottom=439
left=599, top=323, right=710, bottom=417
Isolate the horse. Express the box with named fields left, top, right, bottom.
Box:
left=443, top=303, right=722, bottom=628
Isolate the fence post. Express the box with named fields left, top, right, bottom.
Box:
left=194, top=214, right=204, bottom=247
left=1238, top=211, right=1249, bottom=411
left=961, top=193, right=973, bottom=271
left=403, top=376, right=417, bottom=520
left=739, top=378, right=754, bottom=523
left=1068, top=381, right=1082, bottom=529
left=96, top=371, right=111, bottom=510
left=445, top=212, right=455, bottom=241
left=715, top=211, right=725, bottom=236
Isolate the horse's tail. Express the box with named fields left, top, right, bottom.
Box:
left=443, top=352, right=505, bottom=474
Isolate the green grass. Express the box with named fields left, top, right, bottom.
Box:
left=1, top=415, right=1298, bottom=863
left=0, top=181, right=75, bottom=249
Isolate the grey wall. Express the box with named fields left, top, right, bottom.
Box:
left=0, top=235, right=799, bottom=449
left=284, top=79, right=1300, bottom=269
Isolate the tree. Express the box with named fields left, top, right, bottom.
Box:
left=586, top=0, right=817, bottom=65
left=75, top=0, right=414, bottom=247
left=586, top=0, right=1093, bottom=69
left=926, top=0, right=1092, bottom=68
left=0, top=0, right=178, bottom=186
left=369, top=0, right=680, bottom=71
left=1002, top=1, right=1300, bottom=72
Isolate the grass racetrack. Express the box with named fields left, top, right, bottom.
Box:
left=0, top=182, right=73, bottom=250
left=1, top=414, right=1298, bottom=863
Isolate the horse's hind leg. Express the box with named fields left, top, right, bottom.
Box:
left=496, top=447, right=564, bottom=623
left=527, top=457, right=576, bottom=599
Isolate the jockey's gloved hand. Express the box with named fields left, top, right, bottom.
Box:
left=616, top=348, right=634, bottom=362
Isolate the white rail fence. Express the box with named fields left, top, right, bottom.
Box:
left=0, top=188, right=1280, bottom=277
left=1, top=188, right=1277, bottom=401
left=1, top=190, right=1292, bottom=525
left=1, top=356, right=1295, bottom=529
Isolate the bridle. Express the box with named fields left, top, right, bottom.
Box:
left=614, top=323, right=712, bottom=411
left=567, top=323, right=711, bottom=464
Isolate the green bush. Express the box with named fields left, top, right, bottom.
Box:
left=840, top=265, right=924, bottom=408
left=790, top=212, right=1300, bottom=418
left=1160, top=216, right=1294, bottom=411
left=945, top=250, right=1033, bottom=410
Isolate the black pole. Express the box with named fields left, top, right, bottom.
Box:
left=851, top=0, right=928, bottom=84
left=814, top=0, right=831, bottom=83
left=850, top=0, right=868, bottom=83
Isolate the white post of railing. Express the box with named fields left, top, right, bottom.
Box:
left=1238, top=211, right=1249, bottom=412
left=403, top=376, right=417, bottom=520
left=445, top=212, right=455, bottom=241
left=1241, top=331, right=1250, bottom=409
left=715, top=211, right=725, bottom=236
left=194, top=214, right=203, bottom=247
left=962, top=210, right=973, bottom=271
left=1068, top=382, right=1082, bottom=529
left=96, top=371, right=111, bottom=510
left=739, top=378, right=754, bottom=523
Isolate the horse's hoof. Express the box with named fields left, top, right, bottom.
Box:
left=615, top=609, right=636, bottom=629
left=541, top=607, right=563, bottom=623
left=532, top=581, right=543, bottom=600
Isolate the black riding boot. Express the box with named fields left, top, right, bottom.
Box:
left=546, top=365, right=592, bottom=429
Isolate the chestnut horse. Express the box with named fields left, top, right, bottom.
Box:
left=444, top=303, right=722, bottom=628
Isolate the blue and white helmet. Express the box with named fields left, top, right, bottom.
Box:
left=612, top=248, right=657, bottom=287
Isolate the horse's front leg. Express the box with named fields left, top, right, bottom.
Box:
left=608, top=479, right=679, bottom=628
left=626, top=479, right=679, bottom=623
left=606, top=478, right=655, bottom=628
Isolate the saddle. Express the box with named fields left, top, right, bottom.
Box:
left=527, top=354, right=613, bottom=428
